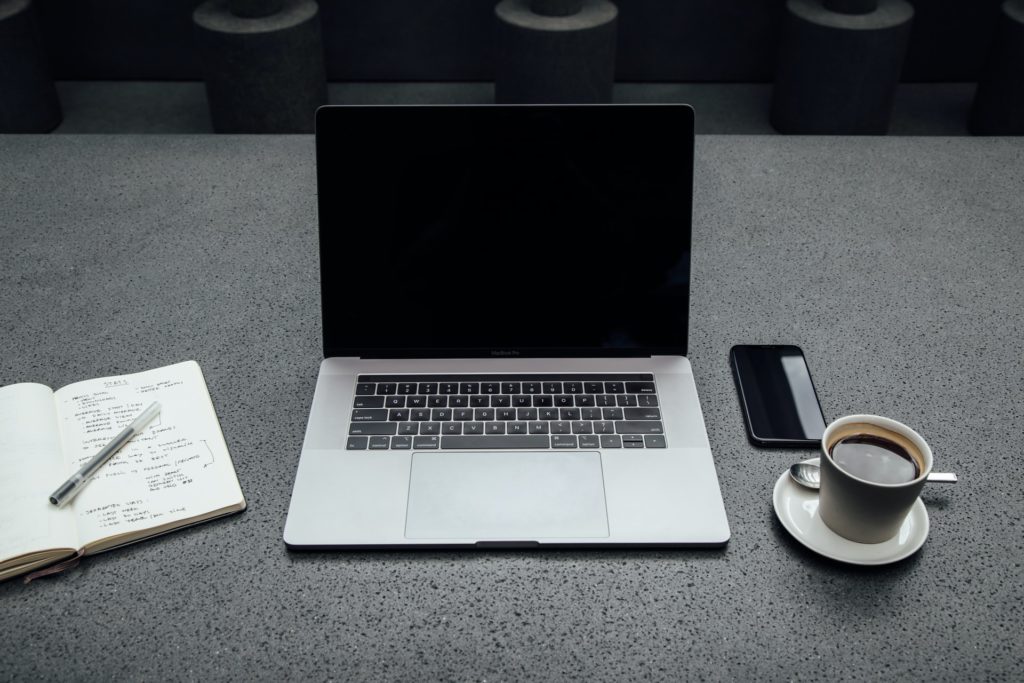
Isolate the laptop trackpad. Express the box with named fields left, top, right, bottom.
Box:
left=405, top=451, right=609, bottom=540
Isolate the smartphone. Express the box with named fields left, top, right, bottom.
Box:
left=729, top=345, right=826, bottom=448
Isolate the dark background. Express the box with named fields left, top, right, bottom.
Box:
left=34, top=0, right=1004, bottom=83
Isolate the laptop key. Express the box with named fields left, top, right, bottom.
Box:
left=398, top=383, right=418, bottom=395
left=350, top=411, right=385, bottom=421
left=388, top=409, right=409, bottom=421
left=442, top=422, right=462, bottom=435
left=486, top=422, right=506, bottom=434
left=572, top=421, right=593, bottom=434
left=440, top=435, right=549, bottom=449
left=413, top=436, right=439, bottom=449
left=517, top=408, right=537, bottom=420
left=605, top=382, right=625, bottom=393
left=454, top=409, right=473, bottom=421
left=349, top=423, right=398, bottom=436
left=346, top=436, right=368, bottom=450
left=579, top=435, right=601, bottom=449
left=596, top=395, right=616, bottom=407
left=490, top=395, right=511, bottom=407
left=497, top=408, right=516, bottom=421
left=475, top=408, right=494, bottom=421
left=463, top=422, right=484, bottom=435
left=391, top=436, right=412, bottom=449
left=529, top=421, right=549, bottom=434
left=584, top=382, right=603, bottom=393
left=369, top=436, right=390, bottom=450
left=582, top=408, right=602, bottom=420
left=460, top=382, right=479, bottom=394
left=353, top=396, right=385, bottom=409
left=431, top=408, right=452, bottom=421
left=512, top=395, right=531, bottom=407
left=551, top=421, right=571, bottom=434
left=470, top=395, right=490, bottom=407
left=637, top=394, right=659, bottom=407
left=551, top=435, right=577, bottom=448
left=539, top=408, right=559, bottom=421
left=428, top=396, right=448, bottom=407
left=555, top=395, right=573, bottom=407
left=624, top=407, right=661, bottom=421
left=616, top=394, right=638, bottom=407
left=482, top=382, right=501, bottom=394
left=602, top=408, right=624, bottom=420
left=616, top=421, right=664, bottom=434
left=644, top=435, right=667, bottom=448
left=376, top=383, right=397, bottom=395
left=398, top=422, right=418, bottom=435
left=449, top=395, right=469, bottom=407
left=560, top=408, right=580, bottom=420
left=407, top=396, right=426, bottom=408
left=600, top=435, right=622, bottom=448
left=564, top=382, right=583, bottom=394
left=418, top=383, right=438, bottom=394
left=420, top=422, right=441, bottom=435
left=543, top=382, right=562, bottom=394
left=621, top=434, right=644, bottom=443
left=440, top=382, right=459, bottom=395
left=624, top=440, right=645, bottom=448
left=593, top=421, right=615, bottom=434
left=574, top=394, right=595, bottom=407
left=386, top=396, right=405, bottom=408
left=355, top=383, right=376, bottom=395
left=522, top=382, right=541, bottom=394
left=501, top=382, right=521, bottom=394
left=411, top=409, right=430, bottom=421
left=507, top=422, right=528, bottom=434
left=626, top=382, right=657, bottom=394
left=532, top=395, right=553, bottom=407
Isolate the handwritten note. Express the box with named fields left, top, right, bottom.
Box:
left=54, top=361, right=239, bottom=545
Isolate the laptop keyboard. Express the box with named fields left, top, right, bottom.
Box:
left=345, top=374, right=665, bottom=450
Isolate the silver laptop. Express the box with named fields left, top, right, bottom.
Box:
left=283, top=104, right=730, bottom=548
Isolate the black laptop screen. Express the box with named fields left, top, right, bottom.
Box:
left=316, top=104, right=693, bottom=358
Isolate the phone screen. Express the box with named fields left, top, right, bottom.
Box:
left=730, top=345, right=826, bottom=446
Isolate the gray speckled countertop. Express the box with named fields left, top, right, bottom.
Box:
left=1, top=135, right=1021, bottom=681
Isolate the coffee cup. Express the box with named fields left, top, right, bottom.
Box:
left=818, top=414, right=933, bottom=544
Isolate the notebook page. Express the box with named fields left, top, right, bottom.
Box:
left=0, top=384, right=79, bottom=564
left=53, top=361, right=244, bottom=547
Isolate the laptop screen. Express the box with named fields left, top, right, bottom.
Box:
left=316, top=104, right=693, bottom=358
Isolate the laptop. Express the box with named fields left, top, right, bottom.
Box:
left=283, top=103, right=730, bottom=548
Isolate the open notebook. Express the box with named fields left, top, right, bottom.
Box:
left=0, top=361, right=245, bottom=582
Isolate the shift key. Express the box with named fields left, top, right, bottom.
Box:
left=349, top=422, right=398, bottom=435
left=615, top=421, right=664, bottom=434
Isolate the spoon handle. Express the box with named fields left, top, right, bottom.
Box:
left=927, top=472, right=957, bottom=483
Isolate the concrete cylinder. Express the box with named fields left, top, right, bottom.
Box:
left=494, top=0, right=618, bottom=104
left=193, top=0, right=326, bottom=133
left=969, top=0, right=1024, bottom=135
left=0, top=0, right=62, bottom=133
left=771, top=0, right=914, bottom=134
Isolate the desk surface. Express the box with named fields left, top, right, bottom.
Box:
left=1, top=135, right=1021, bottom=681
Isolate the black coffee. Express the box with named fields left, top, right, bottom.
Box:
left=829, top=435, right=920, bottom=485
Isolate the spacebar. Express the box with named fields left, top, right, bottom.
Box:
left=440, top=435, right=551, bottom=449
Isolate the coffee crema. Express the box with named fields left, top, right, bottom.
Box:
left=829, top=434, right=921, bottom=485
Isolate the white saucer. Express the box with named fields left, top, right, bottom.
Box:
left=772, top=458, right=929, bottom=565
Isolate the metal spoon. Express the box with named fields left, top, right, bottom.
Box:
left=789, top=461, right=958, bottom=490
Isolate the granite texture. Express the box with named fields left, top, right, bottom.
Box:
left=0, top=135, right=1022, bottom=681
